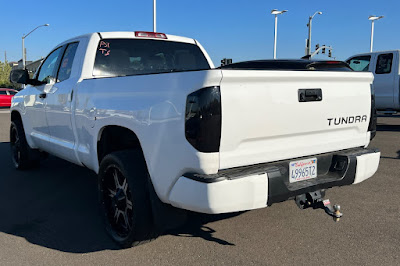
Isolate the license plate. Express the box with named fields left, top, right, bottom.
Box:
left=289, top=158, right=317, bottom=183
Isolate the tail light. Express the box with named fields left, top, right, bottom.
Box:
left=185, top=86, right=221, bottom=152
left=368, top=85, right=377, bottom=140
left=135, top=31, right=167, bottom=39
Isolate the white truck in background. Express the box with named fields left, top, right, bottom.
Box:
left=346, top=50, right=400, bottom=112
left=9, top=31, right=380, bottom=248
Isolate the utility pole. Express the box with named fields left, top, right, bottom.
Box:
left=153, top=0, right=157, bottom=32
left=369, top=15, right=384, bottom=52
left=370, top=20, right=374, bottom=52
left=306, top=11, right=322, bottom=56
left=271, top=9, right=288, bottom=59
left=307, top=18, right=312, bottom=55
left=274, top=14, right=278, bottom=59
left=22, top=24, right=49, bottom=69
left=4, top=51, right=7, bottom=63
left=22, top=38, right=25, bottom=68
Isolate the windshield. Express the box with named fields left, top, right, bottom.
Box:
left=93, top=38, right=210, bottom=77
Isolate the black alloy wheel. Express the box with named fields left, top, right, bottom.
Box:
left=102, top=165, right=134, bottom=238
left=9, top=120, right=40, bottom=170
left=98, top=150, right=155, bottom=248
left=10, top=124, right=21, bottom=167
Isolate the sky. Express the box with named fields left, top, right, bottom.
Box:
left=1, top=0, right=399, bottom=65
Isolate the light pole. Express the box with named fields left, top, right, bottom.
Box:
left=368, top=15, right=384, bottom=52
left=271, top=9, right=288, bottom=59
left=153, top=0, right=156, bottom=32
left=306, top=11, right=322, bottom=56
left=22, top=24, right=49, bottom=69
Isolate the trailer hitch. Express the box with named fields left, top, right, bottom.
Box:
left=295, top=190, right=343, bottom=222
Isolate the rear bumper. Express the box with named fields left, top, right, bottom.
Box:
left=168, top=148, right=380, bottom=214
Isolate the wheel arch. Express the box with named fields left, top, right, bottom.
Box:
left=96, top=125, right=146, bottom=166
left=96, top=126, right=187, bottom=235
left=11, top=110, right=22, bottom=122
left=10, top=109, right=36, bottom=149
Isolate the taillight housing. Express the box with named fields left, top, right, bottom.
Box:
left=368, top=85, right=377, bottom=140
left=134, top=31, right=167, bottom=39
left=185, top=86, right=221, bottom=152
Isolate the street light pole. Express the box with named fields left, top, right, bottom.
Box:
left=271, top=9, right=288, bottom=59
left=153, top=0, right=156, bottom=32
left=370, top=20, right=374, bottom=53
left=306, top=11, right=322, bottom=56
left=22, top=37, right=25, bottom=69
left=369, top=15, right=384, bottom=52
left=21, top=23, right=49, bottom=69
left=274, top=14, right=278, bottom=59
left=307, top=17, right=312, bottom=56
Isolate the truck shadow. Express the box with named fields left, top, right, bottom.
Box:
left=168, top=212, right=238, bottom=246
left=380, top=150, right=400, bottom=160
left=0, top=142, right=236, bottom=253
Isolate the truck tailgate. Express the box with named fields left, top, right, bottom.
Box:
left=218, top=70, right=374, bottom=170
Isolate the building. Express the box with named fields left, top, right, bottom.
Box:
left=16, top=59, right=32, bottom=70
left=8, top=62, right=19, bottom=69
left=12, top=58, right=43, bottom=77
left=25, top=58, right=43, bottom=76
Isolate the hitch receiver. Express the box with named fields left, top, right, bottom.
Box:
left=295, top=190, right=343, bottom=222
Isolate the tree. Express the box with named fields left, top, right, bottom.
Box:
left=0, top=61, right=18, bottom=89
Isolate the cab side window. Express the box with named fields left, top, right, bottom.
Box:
left=375, top=53, right=393, bottom=74
left=37, top=47, right=64, bottom=84
left=346, top=56, right=371, bottom=72
left=57, top=42, right=79, bottom=82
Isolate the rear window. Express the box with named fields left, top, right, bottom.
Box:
left=347, top=56, right=371, bottom=72
left=93, top=39, right=210, bottom=77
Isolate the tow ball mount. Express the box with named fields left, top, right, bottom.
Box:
left=295, top=190, right=343, bottom=222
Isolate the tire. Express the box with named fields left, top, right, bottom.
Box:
left=10, top=120, right=40, bottom=170
left=98, top=150, right=156, bottom=248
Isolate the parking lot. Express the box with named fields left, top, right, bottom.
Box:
left=0, top=109, right=399, bottom=265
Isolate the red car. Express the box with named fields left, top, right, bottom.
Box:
left=0, top=88, right=18, bottom=107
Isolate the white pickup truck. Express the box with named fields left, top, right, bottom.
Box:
left=346, top=50, right=400, bottom=112
left=10, top=31, right=380, bottom=248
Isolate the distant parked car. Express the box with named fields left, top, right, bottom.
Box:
left=0, top=88, right=18, bottom=107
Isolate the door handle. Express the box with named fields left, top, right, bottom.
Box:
left=39, top=93, right=47, bottom=99
left=298, top=89, right=322, bottom=102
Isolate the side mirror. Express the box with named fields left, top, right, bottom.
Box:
left=10, top=69, right=29, bottom=84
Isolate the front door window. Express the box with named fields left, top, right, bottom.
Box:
left=37, top=47, right=64, bottom=84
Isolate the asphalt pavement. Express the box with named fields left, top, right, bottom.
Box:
left=0, top=109, right=399, bottom=265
